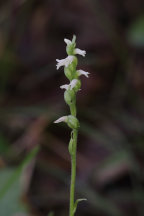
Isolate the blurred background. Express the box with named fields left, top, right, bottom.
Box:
left=0, top=0, right=144, bottom=216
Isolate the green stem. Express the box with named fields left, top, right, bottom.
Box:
left=69, top=102, right=78, bottom=216
left=69, top=129, right=78, bottom=216
left=70, top=102, right=76, bottom=117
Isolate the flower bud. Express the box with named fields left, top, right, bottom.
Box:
left=65, top=35, right=76, bottom=56
left=67, top=115, right=80, bottom=129
left=64, top=89, right=75, bottom=106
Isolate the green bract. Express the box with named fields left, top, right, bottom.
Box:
left=64, top=89, right=75, bottom=106
left=64, top=67, right=74, bottom=80
left=67, top=115, right=80, bottom=129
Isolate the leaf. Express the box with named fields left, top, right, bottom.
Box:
left=73, top=198, right=87, bottom=215
left=0, top=168, right=27, bottom=216
left=0, top=146, right=39, bottom=216
left=0, top=146, right=39, bottom=199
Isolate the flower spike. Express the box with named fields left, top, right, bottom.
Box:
left=55, top=35, right=88, bottom=216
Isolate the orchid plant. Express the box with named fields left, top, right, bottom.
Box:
left=54, top=35, right=89, bottom=216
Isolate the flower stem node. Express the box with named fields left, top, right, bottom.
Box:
left=67, top=115, right=80, bottom=129
left=64, top=89, right=75, bottom=106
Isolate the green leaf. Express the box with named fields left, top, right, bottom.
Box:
left=0, top=168, right=27, bottom=216
left=0, top=146, right=39, bottom=216
left=73, top=198, right=87, bottom=214
left=0, top=146, right=39, bottom=199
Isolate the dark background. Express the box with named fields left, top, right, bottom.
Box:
left=0, top=0, right=144, bottom=216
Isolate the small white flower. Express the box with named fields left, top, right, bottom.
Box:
left=70, top=79, right=78, bottom=90
left=64, top=38, right=72, bottom=46
left=77, top=69, right=90, bottom=78
left=54, top=116, right=68, bottom=124
left=60, top=79, right=79, bottom=91
left=56, top=56, right=74, bottom=70
left=60, top=84, right=70, bottom=90
left=74, top=48, right=86, bottom=57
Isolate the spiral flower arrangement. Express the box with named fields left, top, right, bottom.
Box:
left=54, top=35, right=89, bottom=216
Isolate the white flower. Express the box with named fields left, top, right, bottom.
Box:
left=54, top=116, right=68, bottom=124
left=70, top=79, right=78, bottom=90
left=64, top=38, right=72, bottom=46
left=56, top=56, right=74, bottom=70
left=77, top=69, right=90, bottom=78
left=60, top=84, right=69, bottom=90
left=74, top=48, right=86, bottom=57
left=60, top=79, right=79, bottom=91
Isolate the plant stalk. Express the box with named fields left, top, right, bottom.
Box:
left=69, top=129, right=78, bottom=216
left=69, top=103, right=78, bottom=216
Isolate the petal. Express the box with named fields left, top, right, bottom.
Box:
left=64, top=38, right=72, bottom=45
left=54, top=116, right=68, bottom=123
left=75, top=48, right=86, bottom=57
left=77, top=69, right=90, bottom=78
left=56, top=59, right=65, bottom=70
left=60, top=84, right=70, bottom=90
